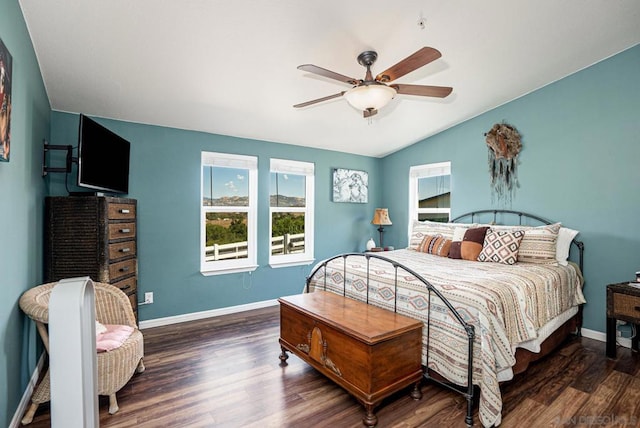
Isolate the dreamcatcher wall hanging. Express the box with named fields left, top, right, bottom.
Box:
left=484, top=123, right=522, bottom=205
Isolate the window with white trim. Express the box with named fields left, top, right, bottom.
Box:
left=409, top=161, right=451, bottom=224
left=201, top=152, right=258, bottom=275
left=269, top=158, right=314, bottom=267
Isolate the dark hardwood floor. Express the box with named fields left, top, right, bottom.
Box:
left=26, top=306, right=640, bottom=427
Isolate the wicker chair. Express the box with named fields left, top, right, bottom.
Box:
left=19, top=281, right=145, bottom=425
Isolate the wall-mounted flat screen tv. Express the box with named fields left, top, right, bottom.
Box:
left=77, top=114, right=130, bottom=195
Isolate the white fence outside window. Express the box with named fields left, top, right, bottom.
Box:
left=205, top=233, right=305, bottom=261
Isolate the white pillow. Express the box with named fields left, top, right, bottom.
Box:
left=96, top=320, right=107, bottom=336
left=556, top=227, right=579, bottom=266
left=451, top=226, right=468, bottom=242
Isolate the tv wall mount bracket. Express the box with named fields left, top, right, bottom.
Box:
left=42, top=139, right=77, bottom=177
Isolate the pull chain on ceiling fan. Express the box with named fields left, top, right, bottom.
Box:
left=294, top=47, right=453, bottom=118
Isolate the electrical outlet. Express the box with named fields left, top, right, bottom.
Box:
left=144, top=292, right=154, bottom=304
left=617, top=330, right=622, bottom=337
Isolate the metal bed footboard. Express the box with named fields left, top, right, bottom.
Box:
left=305, top=252, right=476, bottom=427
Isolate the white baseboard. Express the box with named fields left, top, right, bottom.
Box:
left=10, top=353, right=46, bottom=428
left=581, top=327, right=632, bottom=348
left=581, top=327, right=606, bottom=342
left=139, top=299, right=279, bottom=329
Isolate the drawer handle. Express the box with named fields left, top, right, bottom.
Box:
left=119, top=285, right=131, bottom=291
left=119, top=248, right=131, bottom=253
left=119, top=266, right=130, bottom=273
left=119, top=209, right=130, bottom=214
left=120, top=228, right=131, bottom=233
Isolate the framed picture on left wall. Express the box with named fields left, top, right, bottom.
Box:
left=0, top=37, right=12, bottom=162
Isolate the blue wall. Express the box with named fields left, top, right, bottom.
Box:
left=49, top=112, right=382, bottom=320
left=0, top=0, right=51, bottom=425
left=382, top=44, right=640, bottom=333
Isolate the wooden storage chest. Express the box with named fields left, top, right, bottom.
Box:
left=278, top=291, right=423, bottom=427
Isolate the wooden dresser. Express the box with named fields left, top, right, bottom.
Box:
left=279, top=291, right=423, bottom=427
left=44, top=196, right=138, bottom=321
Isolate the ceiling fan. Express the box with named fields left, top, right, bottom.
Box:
left=294, top=47, right=453, bottom=118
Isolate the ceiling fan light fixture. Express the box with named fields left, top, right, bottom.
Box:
left=343, top=84, right=396, bottom=112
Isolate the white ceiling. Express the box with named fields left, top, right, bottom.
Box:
left=19, top=0, right=640, bottom=158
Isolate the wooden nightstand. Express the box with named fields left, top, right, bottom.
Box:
left=606, top=282, right=640, bottom=358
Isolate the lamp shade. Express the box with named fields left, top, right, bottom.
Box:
left=371, top=208, right=392, bottom=226
left=344, top=84, right=396, bottom=111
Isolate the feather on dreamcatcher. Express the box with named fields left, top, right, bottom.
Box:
left=484, top=123, right=522, bottom=205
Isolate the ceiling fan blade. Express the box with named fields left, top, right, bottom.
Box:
left=376, top=47, right=442, bottom=83
left=297, top=64, right=359, bottom=85
left=293, top=92, right=345, bottom=108
left=391, top=84, right=452, bottom=98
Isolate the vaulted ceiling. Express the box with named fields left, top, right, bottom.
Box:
left=19, top=0, right=640, bottom=157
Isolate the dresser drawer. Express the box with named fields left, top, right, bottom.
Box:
left=613, top=292, right=640, bottom=319
left=109, top=241, right=137, bottom=261
left=109, top=259, right=137, bottom=281
left=112, top=276, right=137, bottom=294
left=108, top=222, right=136, bottom=240
left=108, top=203, right=136, bottom=220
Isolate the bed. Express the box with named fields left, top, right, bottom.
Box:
left=306, top=210, right=585, bottom=427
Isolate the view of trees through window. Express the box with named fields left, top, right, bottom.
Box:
left=271, top=213, right=304, bottom=237
left=205, top=212, right=247, bottom=246
left=201, top=154, right=258, bottom=267
left=203, top=164, right=251, bottom=253
left=204, top=212, right=305, bottom=247
left=270, top=171, right=307, bottom=255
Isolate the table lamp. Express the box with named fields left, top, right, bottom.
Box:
left=371, top=208, right=392, bottom=249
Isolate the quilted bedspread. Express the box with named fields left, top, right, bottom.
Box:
left=307, top=249, right=585, bottom=427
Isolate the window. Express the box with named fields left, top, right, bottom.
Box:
left=409, top=162, right=451, bottom=225
left=201, top=152, right=257, bottom=275
left=269, top=158, right=314, bottom=267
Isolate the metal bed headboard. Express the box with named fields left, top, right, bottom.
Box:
left=451, top=209, right=584, bottom=273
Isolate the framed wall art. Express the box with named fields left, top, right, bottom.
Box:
left=332, top=168, right=368, bottom=203
left=0, top=37, right=12, bottom=162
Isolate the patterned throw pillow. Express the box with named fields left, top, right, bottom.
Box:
left=409, top=220, right=476, bottom=250
left=517, top=223, right=561, bottom=264
left=478, top=229, right=525, bottom=265
left=408, top=220, right=455, bottom=249
left=417, top=235, right=452, bottom=257
left=460, top=227, right=490, bottom=261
